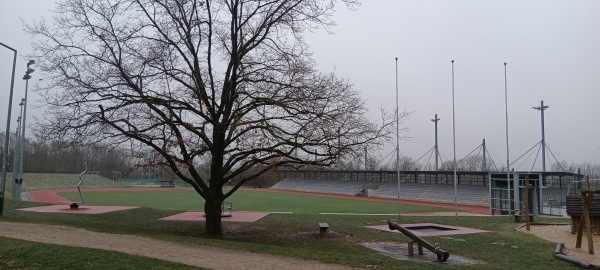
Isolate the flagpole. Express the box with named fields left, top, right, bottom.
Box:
left=395, top=57, right=401, bottom=219
left=504, top=62, right=511, bottom=214
left=451, top=60, right=458, bottom=217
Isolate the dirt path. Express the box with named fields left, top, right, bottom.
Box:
left=0, top=222, right=361, bottom=270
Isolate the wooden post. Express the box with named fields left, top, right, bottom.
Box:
left=584, top=189, right=594, bottom=254
left=525, top=175, right=530, bottom=230
left=575, top=176, right=594, bottom=254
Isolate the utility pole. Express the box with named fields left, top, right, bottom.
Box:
left=431, top=114, right=440, bottom=171
left=533, top=100, right=549, bottom=184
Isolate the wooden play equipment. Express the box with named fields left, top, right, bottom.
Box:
left=575, top=176, right=596, bottom=254
left=570, top=176, right=597, bottom=254
left=387, top=220, right=450, bottom=262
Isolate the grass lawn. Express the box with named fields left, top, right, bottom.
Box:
left=0, top=237, right=205, bottom=270
left=1, top=186, right=577, bottom=270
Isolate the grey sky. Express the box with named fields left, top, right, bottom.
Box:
left=1, top=1, right=599, bottom=170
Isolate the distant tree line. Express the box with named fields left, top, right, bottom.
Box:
left=0, top=131, right=130, bottom=176
left=1, top=131, right=599, bottom=179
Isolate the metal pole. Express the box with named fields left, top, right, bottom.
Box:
left=17, top=61, right=34, bottom=201
left=0, top=42, right=17, bottom=215
left=431, top=114, right=440, bottom=171
left=395, top=57, right=401, bottom=218
left=482, top=139, right=487, bottom=172
left=11, top=101, right=23, bottom=199
left=504, top=62, right=512, bottom=214
left=11, top=116, right=20, bottom=199
left=451, top=60, right=457, bottom=217
left=533, top=100, right=548, bottom=185
left=16, top=77, right=29, bottom=200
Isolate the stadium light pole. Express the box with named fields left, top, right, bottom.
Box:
left=16, top=60, right=35, bottom=200
left=0, top=41, right=17, bottom=215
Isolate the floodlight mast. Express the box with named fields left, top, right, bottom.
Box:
left=0, top=41, right=17, bottom=216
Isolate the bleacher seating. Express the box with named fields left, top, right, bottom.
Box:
left=542, top=187, right=568, bottom=207
left=271, top=178, right=490, bottom=206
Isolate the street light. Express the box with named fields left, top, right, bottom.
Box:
left=15, top=60, right=35, bottom=200
left=12, top=99, right=24, bottom=199
left=0, top=42, right=17, bottom=215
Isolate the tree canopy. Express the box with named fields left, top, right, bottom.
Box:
left=28, top=0, right=395, bottom=236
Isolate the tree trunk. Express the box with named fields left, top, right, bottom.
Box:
left=204, top=196, right=224, bottom=237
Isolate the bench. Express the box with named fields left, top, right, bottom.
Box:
left=319, top=223, right=329, bottom=237
left=160, top=180, right=175, bottom=187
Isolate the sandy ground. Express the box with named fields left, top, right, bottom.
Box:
left=0, top=222, right=362, bottom=270
left=520, top=224, right=600, bottom=266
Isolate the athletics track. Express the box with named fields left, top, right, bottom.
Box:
left=26, top=187, right=490, bottom=215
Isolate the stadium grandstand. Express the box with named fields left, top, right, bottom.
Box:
left=270, top=169, right=582, bottom=216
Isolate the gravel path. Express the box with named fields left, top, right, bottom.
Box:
left=521, top=224, right=600, bottom=266
left=0, top=222, right=361, bottom=270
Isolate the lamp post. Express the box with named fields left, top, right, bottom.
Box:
left=0, top=42, right=17, bottom=215
left=11, top=99, right=24, bottom=199
left=15, top=60, right=35, bottom=200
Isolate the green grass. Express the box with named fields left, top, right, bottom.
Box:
left=0, top=177, right=578, bottom=270
left=59, top=189, right=451, bottom=214
left=3, top=173, right=189, bottom=200
left=4, top=173, right=117, bottom=197
left=0, top=237, right=205, bottom=270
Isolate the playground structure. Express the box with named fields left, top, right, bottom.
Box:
left=566, top=177, right=600, bottom=255
left=69, top=163, right=88, bottom=209
left=387, top=220, right=450, bottom=262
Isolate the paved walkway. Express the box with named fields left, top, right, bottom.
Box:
left=0, top=222, right=360, bottom=270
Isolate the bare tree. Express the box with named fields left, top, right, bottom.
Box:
left=28, top=0, right=395, bottom=236
left=578, top=162, right=600, bottom=179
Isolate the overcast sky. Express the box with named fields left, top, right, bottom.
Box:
left=1, top=1, right=599, bottom=171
